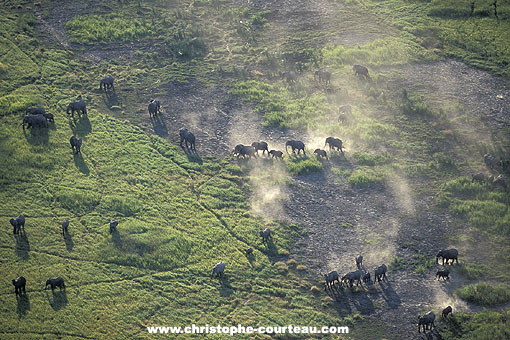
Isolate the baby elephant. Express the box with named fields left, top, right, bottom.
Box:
left=110, top=220, right=119, bottom=233
left=260, top=228, right=271, bottom=244
left=62, top=219, right=69, bottom=235
left=374, top=264, right=387, bottom=282
left=70, top=136, right=82, bottom=154
left=211, top=261, right=226, bottom=278
left=269, top=150, right=283, bottom=159
left=472, top=172, right=485, bottom=183
left=45, top=277, right=65, bottom=290
left=12, top=276, right=26, bottom=295
left=362, top=272, right=371, bottom=283
left=356, top=255, right=363, bottom=269
left=10, top=214, right=25, bottom=235
left=314, top=149, right=328, bottom=160
left=436, top=269, right=450, bottom=280
left=442, top=306, right=452, bottom=318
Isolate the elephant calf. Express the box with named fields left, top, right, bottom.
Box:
left=436, top=269, right=450, bottom=280
left=442, top=306, right=452, bottom=318
left=212, top=261, right=226, bottom=278
left=62, top=219, right=69, bottom=235
left=70, top=136, right=82, bottom=154
left=260, top=228, right=271, bottom=244
left=110, top=220, right=119, bottom=233
left=269, top=150, right=283, bottom=159
left=472, top=172, right=485, bottom=183
left=314, top=149, right=328, bottom=160
left=484, top=153, right=495, bottom=169
left=362, top=272, right=371, bottom=283
left=374, top=264, right=387, bottom=282
left=45, top=277, right=65, bottom=290
left=12, top=276, right=26, bottom=295
left=10, top=214, right=25, bottom=235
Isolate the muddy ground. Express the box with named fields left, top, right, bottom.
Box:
left=32, top=0, right=510, bottom=339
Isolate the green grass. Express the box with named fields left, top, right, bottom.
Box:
left=456, top=284, right=510, bottom=307
left=286, top=156, right=324, bottom=175
left=440, top=309, right=510, bottom=340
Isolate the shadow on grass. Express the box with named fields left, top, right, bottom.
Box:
left=379, top=281, right=401, bottom=309
left=23, top=127, right=49, bottom=146
left=46, top=289, right=68, bottom=311
left=16, top=293, right=30, bottom=319
left=215, top=276, right=235, bottom=297
left=64, top=232, right=74, bottom=251
left=103, top=90, right=120, bottom=109
left=73, top=153, right=90, bottom=175
left=15, top=232, right=30, bottom=260
left=69, top=114, right=92, bottom=138
left=150, top=114, right=168, bottom=138
left=184, top=149, right=202, bottom=164
left=112, top=229, right=122, bottom=248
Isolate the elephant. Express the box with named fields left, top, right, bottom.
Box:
left=10, top=215, right=25, bottom=235
left=338, top=105, right=352, bottom=123
left=110, top=220, right=118, bottom=234
left=472, top=172, right=485, bottom=183
left=26, top=107, right=46, bottom=115
left=233, top=144, right=256, bottom=159
left=436, top=269, right=450, bottom=280
left=314, top=149, right=328, bottom=160
left=374, top=264, right=387, bottom=282
left=12, top=276, right=26, bottom=295
left=100, top=76, right=114, bottom=91
left=70, top=136, right=82, bottom=154
left=245, top=248, right=253, bottom=255
left=314, top=69, right=331, bottom=85
left=211, top=261, right=226, bottom=278
left=362, top=272, right=371, bottom=283
left=67, top=99, right=87, bottom=116
left=285, top=140, right=305, bottom=155
left=323, top=271, right=340, bottom=289
left=62, top=219, right=69, bottom=235
left=484, top=153, right=495, bottom=169
left=179, top=128, right=196, bottom=151
left=260, top=228, right=271, bottom=243
left=22, top=114, right=48, bottom=130
left=356, top=255, right=363, bottom=269
left=442, top=306, right=452, bottom=318
left=43, top=113, right=54, bottom=123
left=436, top=249, right=458, bottom=265
left=281, top=71, right=297, bottom=83
left=251, top=142, right=269, bottom=156
left=342, top=270, right=362, bottom=287
left=325, top=137, right=344, bottom=153
left=148, top=100, right=160, bottom=117
left=418, top=311, right=435, bottom=332
left=269, top=150, right=283, bottom=159
left=353, top=64, right=369, bottom=78
left=45, top=277, right=65, bottom=290
left=493, top=174, right=507, bottom=189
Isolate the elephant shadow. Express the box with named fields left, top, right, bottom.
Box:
left=16, top=293, right=30, bottom=319
left=73, top=153, right=90, bottom=175
left=325, top=285, right=353, bottom=316
left=379, top=281, right=401, bottom=309
left=46, top=289, right=68, bottom=311
left=217, top=276, right=235, bottom=297
left=103, top=91, right=120, bottom=108
left=262, top=237, right=278, bottom=256
left=150, top=115, right=168, bottom=138
left=186, top=152, right=202, bottom=164
left=15, top=232, right=30, bottom=260
left=349, top=287, right=376, bottom=315
left=69, top=114, right=92, bottom=138
left=111, top=229, right=122, bottom=248
left=23, top=127, right=49, bottom=146
left=64, top=233, right=74, bottom=251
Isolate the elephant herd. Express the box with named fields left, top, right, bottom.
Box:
left=323, top=248, right=459, bottom=333
left=231, top=137, right=345, bottom=161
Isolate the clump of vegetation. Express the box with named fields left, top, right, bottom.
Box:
left=456, top=283, right=510, bottom=307
left=440, top=310, right=510, bottom=339
left=286, top=156, right=323, bottom=175
left=352, top=152, right=391, bottom=166
left=348, top=166, right=387, bottom=188
left=65, top=14, right=155, bottom=44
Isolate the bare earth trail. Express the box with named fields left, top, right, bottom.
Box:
left=33, top=0, right=510, bottom=339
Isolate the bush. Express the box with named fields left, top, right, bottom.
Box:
left=456, top=283, right=510, bottom=306
left=286, top=157, right=323, bottom=175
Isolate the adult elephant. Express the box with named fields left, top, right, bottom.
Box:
left=148, top=100, right=160, bottom=117
left=233, top=144, right=256, bottom=159
left=285, top=140, right=305, bottom=155
left=179, top=128, right=196, bottom=151
left=324, top=137, right=344, bottom=153
left=100, top=76, right=115, bottom=91
left=67, top=99, right=87, bottom=116
left=353, top=64, right=370, bottom=78
left=22, top=114, right=48, bottom=129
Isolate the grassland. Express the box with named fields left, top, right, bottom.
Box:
left=1, top=0, right=510, bottom=338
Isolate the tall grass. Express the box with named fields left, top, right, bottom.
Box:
left=456, top=283, right=510, bottom=307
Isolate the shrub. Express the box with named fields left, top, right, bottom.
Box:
left=286, top=157, right=323, bottom=175
left=456, top=283, right=510, bottom=306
